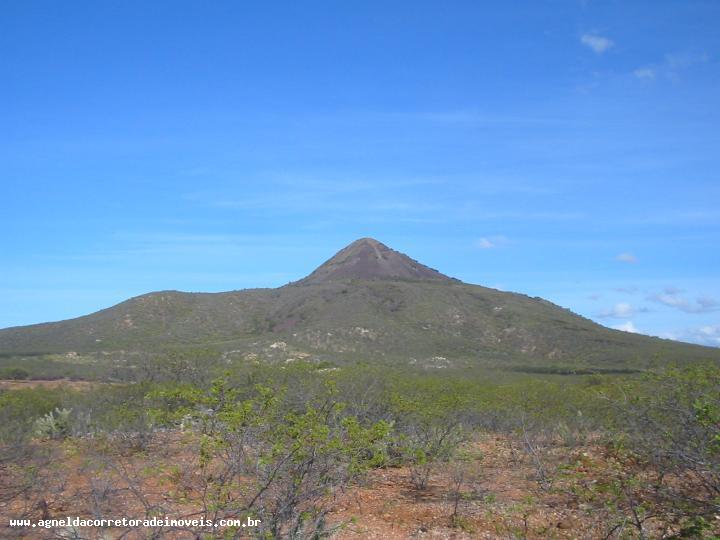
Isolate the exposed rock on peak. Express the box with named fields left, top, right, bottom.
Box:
left=296, top=237, right=455, bottom=285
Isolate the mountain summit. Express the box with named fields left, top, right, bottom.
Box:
left=297, top=238, right=454, bottom=285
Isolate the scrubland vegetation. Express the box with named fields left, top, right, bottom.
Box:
left=1, top=355, right=719, bottom=538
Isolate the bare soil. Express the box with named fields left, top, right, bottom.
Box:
left=0, top=379, right=104, bottom=391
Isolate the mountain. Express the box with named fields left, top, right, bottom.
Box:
left=296, top=237, right=455, bottom=284
left=0, top=238, right=717, bottom=369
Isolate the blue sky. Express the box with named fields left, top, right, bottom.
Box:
left=2, top=1, right=719, bottom=346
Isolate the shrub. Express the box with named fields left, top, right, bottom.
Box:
left=0, top=367, right=30, bottom=380
left=606, top=364, right=720, bottom=532
left=33, top=407, right=72, bottom=440
left=390, top=378, right=471, bottom=490
left=150, top=377, right=392, bottom=538
left=0, top=387, right=66, bottom=446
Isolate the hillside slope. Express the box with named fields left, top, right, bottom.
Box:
left=0, top=238, right=717, bottom=367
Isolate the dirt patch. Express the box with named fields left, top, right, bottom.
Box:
left=0, top=379, right=105, bottom=391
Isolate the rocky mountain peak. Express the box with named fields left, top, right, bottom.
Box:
left=296, top=237, right=455, bottom=285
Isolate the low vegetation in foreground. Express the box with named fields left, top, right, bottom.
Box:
left=1, top=358, right=719, bottom=539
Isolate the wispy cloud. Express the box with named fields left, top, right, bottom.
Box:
left=624, top=210, right=720, bottom=226
left=665, top=325, right=720, bottom=347
left=666, top=52, right=710, bottom=69
left=634, top=52, right=710, bottom=81
left=476, top=235, right=508, bottom=249
left=616, top=253, right=638, bottom=264
left=462, top=210, right=584, bottom=222
left=581, top=34, right=614, bottom=54
left=633, top=67, right=656, bottom=80
left=647, top=288, right=720, bottom=314
left=305, top=109, right=571, bottom=129
left=613, top=286, right=639, bottom=294
left=186, top=176, right=585, bottom=225
left=477, top=238, right=495, bottom=249
left=599, top=302, right=646, bottom=319
left=691, top=325, right=720, bottom=346
left=191, top=178, right=443, bottom=217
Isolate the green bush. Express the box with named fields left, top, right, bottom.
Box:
left=389, top=377, right=472, bottom=489
left=33, top=407, right=72, bottom=440
left=0, top=387, right=67, bottom=444
left=612, top=364, right=720, bottom=523
left=149, top=376, right=392, bottom=538
left=0, top=367, right=30, bottom=380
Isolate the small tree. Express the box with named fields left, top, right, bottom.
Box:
left=390, top=379, right=470, bottom=490
left=606, top=364, right=720, bottom=535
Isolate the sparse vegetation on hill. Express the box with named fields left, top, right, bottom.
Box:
left=1, top=239, right=718, bottom=370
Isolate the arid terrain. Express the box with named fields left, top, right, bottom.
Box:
left=2, top=363, right=719, bottom=539
left=2, top=429, right=714, bottom=539
left=2, top=242, right=719, bottom=539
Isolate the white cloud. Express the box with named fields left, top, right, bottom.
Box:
left=633, top=52, right=710, bottom=82
left=647, top=289, right=719, bottom=314
left=477, top=238, right=495, bottom=249
left=614, top=321, right=639, bottom=333
left=600, top=302, right=639, bottom=319
left=652, top=293, right=683, bottom=308
left=694, top=325, right=720, bottom=346
left=667, top=325, right=720, bottom=347
left=581, top=34, right=614, bottom=54
left=476, top=235, right=508, bottom=249
left=616, top=253, right=638, bottom=264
